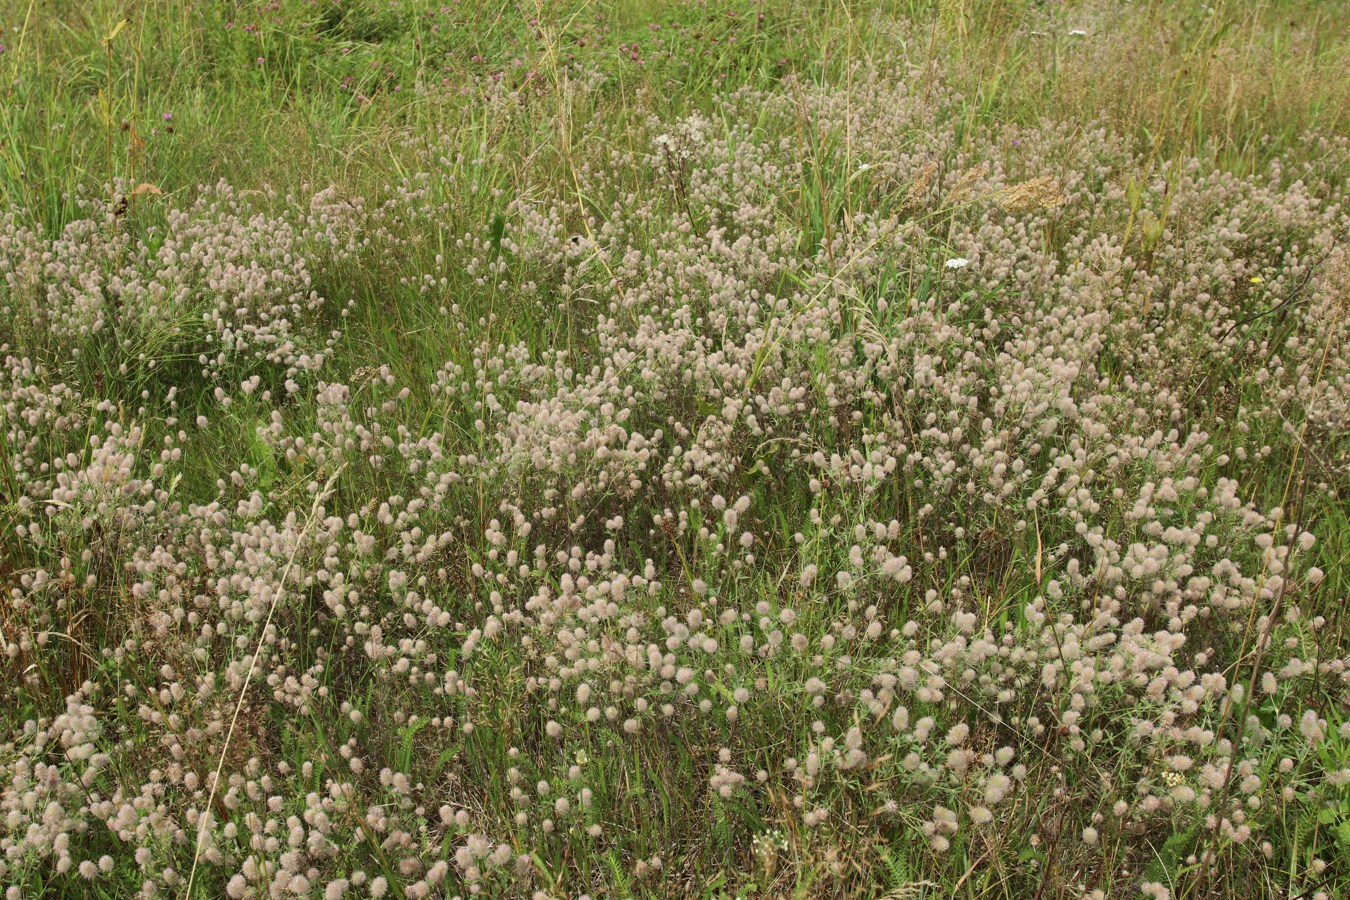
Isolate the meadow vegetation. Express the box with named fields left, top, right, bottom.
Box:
left=1, top=0, right=1349, bottom=897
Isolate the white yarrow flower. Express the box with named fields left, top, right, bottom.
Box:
left=945, top=257, right=969, bottom=269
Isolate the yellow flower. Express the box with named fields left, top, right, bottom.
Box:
left=1250, top=275, right=1264, bottom=284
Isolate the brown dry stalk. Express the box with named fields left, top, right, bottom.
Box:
left=182, top=463, right=346, bottom=899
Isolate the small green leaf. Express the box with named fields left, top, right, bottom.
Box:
left=489, top=212, right=506, bottom=253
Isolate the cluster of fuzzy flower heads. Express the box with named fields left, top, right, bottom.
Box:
left=2, top=56, right=1349, bottom=900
